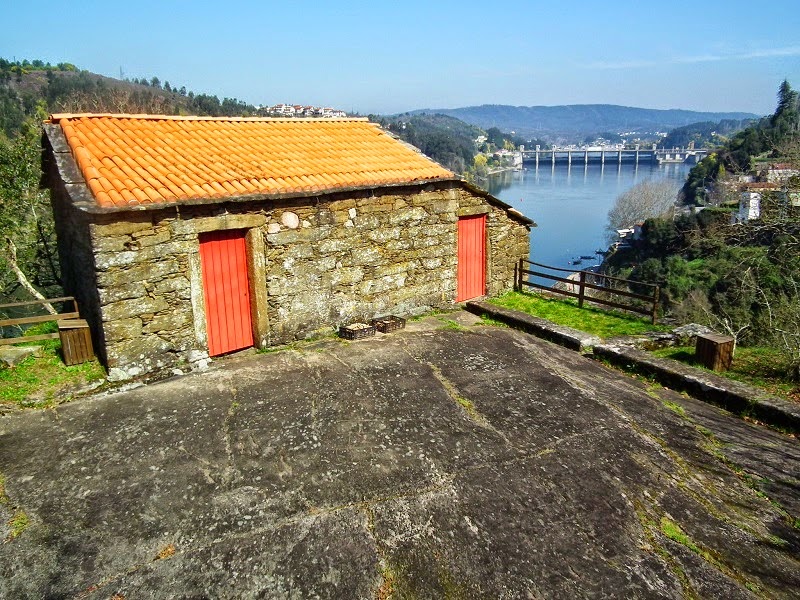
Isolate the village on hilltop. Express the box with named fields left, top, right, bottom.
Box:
left=261, top=103, right=348, bottom=118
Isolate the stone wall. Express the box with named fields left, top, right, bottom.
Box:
left=62, top=182, right=529, bottom=381
left=45, top=145, right=107, bottom=363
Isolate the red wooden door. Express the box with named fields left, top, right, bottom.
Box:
left=199, top=230, right=254, bottom=356
left=457, top=214, right=487, bottom=301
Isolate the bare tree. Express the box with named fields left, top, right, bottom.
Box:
left=606, top=179, right=680, bottom=238
left=676, top=290, right=750, bottom=355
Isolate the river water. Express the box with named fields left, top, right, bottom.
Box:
left=486, top=161, right=693, bottom=274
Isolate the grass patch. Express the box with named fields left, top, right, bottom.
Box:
left=652, top=345, right=799, bottom=404
left=478, top=315, right=509, bottom=328
left=438, top=318, right=467, bottom=332
left=489, top=291, right=667, bottom=338
left=0, top=322, right=106, bottom=408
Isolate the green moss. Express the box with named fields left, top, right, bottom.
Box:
left=376, top=564, right=396, bottom=600
left=6, top=510, right=29, bottom=541
left=662, top=400, right=687, bottom=418
left=436, top=563, right=473, bottom=599
left=660, top=517, right=705, bottom=557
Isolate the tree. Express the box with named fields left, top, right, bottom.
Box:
left=772, top=80, right=799, bottom=134
left=606, top=179, right=679, bottom=238
left=472, top=154, right=488, bottom=178
left=0, top=115, right=61, bottom=309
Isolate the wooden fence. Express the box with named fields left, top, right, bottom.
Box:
left=0, top=297, right=80, bottom=345
left=514, top=259, right=660, bottom=324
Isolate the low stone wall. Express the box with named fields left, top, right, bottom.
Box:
left=70, top=183, right=529, bottom=381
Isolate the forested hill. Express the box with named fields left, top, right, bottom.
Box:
left=0, top=58, right=260, bottom=138
left=681, top=80, right=800, bottom=205
left=658, top=118, right=755, bottom=149
left=369, top=113, right=483, bottom=175
left=410, top=104, right=760, bottom=141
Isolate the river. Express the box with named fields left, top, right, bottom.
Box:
left=486, top=161, right=693, bottom=274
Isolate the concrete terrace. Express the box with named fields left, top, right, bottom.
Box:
left=1, top=315, right=798, bottom=598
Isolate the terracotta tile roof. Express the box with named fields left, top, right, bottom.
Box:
left=48, top=114, right=455, bottom=208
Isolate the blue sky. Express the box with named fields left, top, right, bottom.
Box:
left=3, top=0, right=799, bottom=116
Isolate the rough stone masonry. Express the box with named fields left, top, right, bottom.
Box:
left=49, top=178, right=529, bottom=381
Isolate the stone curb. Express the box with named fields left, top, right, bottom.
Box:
left=593, top=343, right=800, bottom=432
left=465, top=301, right=800, bottom=432
left=465, top=301, right=601, bottom=352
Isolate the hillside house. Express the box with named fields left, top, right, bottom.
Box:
left=735, top=180, right=800, bottom=223
left=736, top=183, right=775, bottom=222
left=758, top=162, right=800, bottom=184
left=42, top=114, right=532, bottom=381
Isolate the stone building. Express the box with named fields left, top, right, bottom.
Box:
left=42, top=114, right=532, bottom=381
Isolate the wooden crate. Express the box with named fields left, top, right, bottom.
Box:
left=695, top=332, right=734, bottom=371
left=371, top=315, right=406, bottom=334
left=58, top=319, right=94, bottom=366
left=338, top=323, right=376, bottom=340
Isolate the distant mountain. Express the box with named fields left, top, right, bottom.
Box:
left=408, top=104, right=761, bottom=141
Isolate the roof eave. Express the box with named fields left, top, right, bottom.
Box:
left=73, top=179, right=536, bottom=227
left=68, top=178, right=464, bottom=214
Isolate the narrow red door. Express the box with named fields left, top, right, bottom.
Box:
left=457, top=214, right=487, bottom=301
left=199, top=230, right=254, bottom=356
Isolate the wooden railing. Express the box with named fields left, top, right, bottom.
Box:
left=514, top=259, right=660, bottom=324
left=0, top=297, right=80, bottom=345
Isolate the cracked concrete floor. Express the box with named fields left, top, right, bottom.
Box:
left=0, top=318, right=798, bottom=598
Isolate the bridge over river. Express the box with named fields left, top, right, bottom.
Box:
left=521, top=145, right=709, bottom=166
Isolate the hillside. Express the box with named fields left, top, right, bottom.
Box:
left=0, top=59, right=496, bottom=177
left=369, top=113, right=483, bottom=174
left=0, top=59, right=260, bottom=137
left=681, top=80, right=799, bottom=204
left=410, top=104, right=760, bottom=142
left=658, top=118, right=755, bottom=149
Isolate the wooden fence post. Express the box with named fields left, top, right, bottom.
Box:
left=651, top=286, right=660, bottom=324
left=578, top=271, right=586, bottom=309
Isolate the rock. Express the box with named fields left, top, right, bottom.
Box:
left=673, top=323, right=714, bottom=345
left=0, top=345, right=42, bottom=367
left=281, top=211, right=300, bottom=229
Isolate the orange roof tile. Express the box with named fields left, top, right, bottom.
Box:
left=49, top=114, right=455, bottom=208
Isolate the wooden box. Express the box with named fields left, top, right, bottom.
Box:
left=58, top=319, right=94, bottom=366
left=338, top=322, right=376, bottom=340
left=371, top=315, right=406, bottom=334
left=695, top=332, right=734, bottom=371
